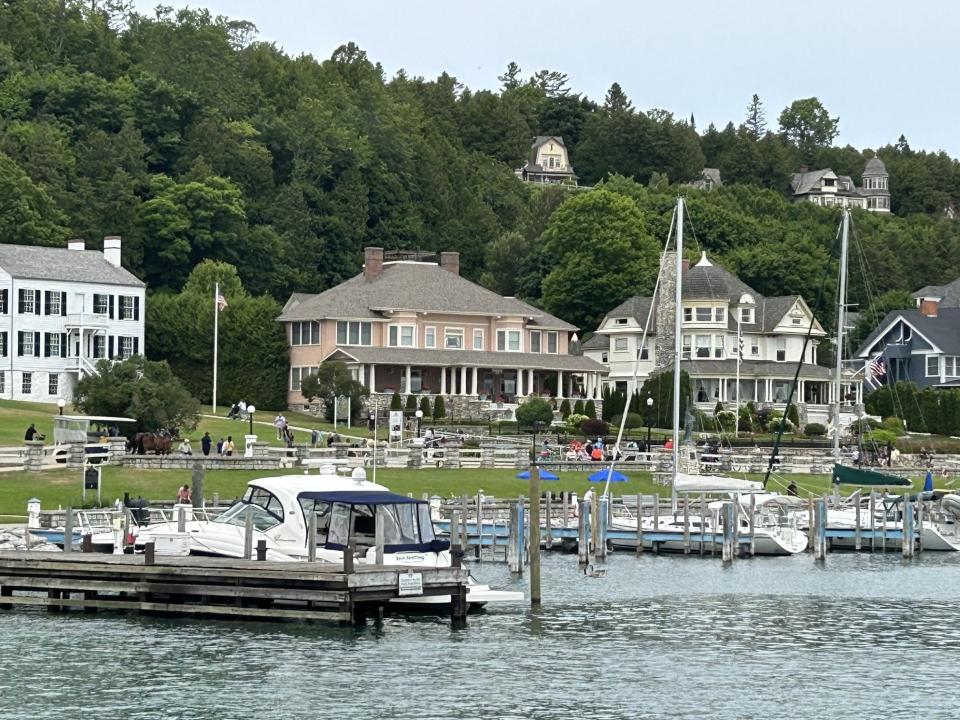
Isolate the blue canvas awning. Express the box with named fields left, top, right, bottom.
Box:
left=588, top=469, right=628, bottom=483
left=516, top=469, right=559, bottom=480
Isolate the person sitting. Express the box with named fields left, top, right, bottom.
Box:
left=227, top=403, right=240, bottom=420
left=664, top=438, right=674, bottom=450
left=24, top=423, right=44, bottom=441
left=590, top=445, right=603, bottom=461
left=178, top=438, right=193, bottom=456
left=787, top=480, right=798, bottom=497
left=176, top=484, right=192, bottom=504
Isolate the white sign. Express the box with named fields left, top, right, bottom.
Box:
left=397, top=571, right=423, bottom=597
left=389, top=410, right=404, bottom=442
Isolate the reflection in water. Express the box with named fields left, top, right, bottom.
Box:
left=0, top=553, right=958, bottom=719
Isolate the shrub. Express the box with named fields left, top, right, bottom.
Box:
left=610, top=412, right=644, bottom=429
left=584, top=399, right=597, bottom=419
left=573, top=399, right=584, bottom=415
left=868, top=429, right=898, bottom=445
left=405, top=394, right=417, bottom=411
left=881, top=416, right=906, bottom=436
left=804, top=422, right=826, bottom=436
left=433, top=396, right=446, bottom=419
left=566, top=413, right=590, bottom=432
left=737, top=405, right=754, bottom=433
left=559, top=399, right=571, bottom=419
left=419, top=396, right=432, bottom=417
left=515, top=397, right=555, bottom=427
left=390, top=392, right=402, bottom=410
left=581, top=418, right=609, bottom=436
left=786, top=404, right=800, bottom=428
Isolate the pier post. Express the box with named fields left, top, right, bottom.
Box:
left=343, top=543, right=355, bottom=574
left=636, top=494, right=644, bottom=555
left=722, top=502, right=734, bottom=563
left=562, top=492, right=569, bottom=530
left=700, top=493, right=706, bottom=557
left=917, top=501, right=924, bottom=553
left=748, top=493, right=756, bottom=557
left=855, top=499, right=862, bottom=551
left=506, top=505, right=519, bottom=574
left=63, top=507, right=73, bottom=554
left=529, top=466, right=541, bottom=605
left=308, top=510, right=317, bottom=562
left=578, top=500, right=590, bottom=565
left=880, top=493, right=887, bottom=552
left=869, top=492, right=876, bottom=552
left=516, top=498, right=526, bottom=572
left=256, top=539, right=267, bottom=561
left=243, top=506, right=254, bottom=560
left=81, top=533, right=92, bottom=553
left=144, top=541, right=155, bottom=566
left=460, top=494, right=469, bottom=548
left=191, top=462, right=204, bottom=508
left=814, top=498, right=827, bottom=561
left=375, top=506, right=385, bottom=566
left=177, top=505, right=186, bottom=534
left=682, top=495, right=690, bottom=554
left=902, top=497, right=914, bottom=558
left=545, top=491, right=553, bottom=550
left=476, top=491, right=483, bottom=556
left=652, top=496, right=660, bottom=554
left=596, top=495, right=608, bottom=560
left=807, top=497, right=815, bottom=552
left=732, top=494, right=740, bottom=557
left=451, top=510, right=461, bottom=558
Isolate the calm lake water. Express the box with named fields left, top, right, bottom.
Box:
left=0, top=551, right=955, bottom=719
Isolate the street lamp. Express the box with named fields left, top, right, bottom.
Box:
left=415, top=409, right=423, bottom=437
left=247, top=404, right=256, bottom=436
left=646, top=396, right=654, bottom=450
left=57, top=398, right=65, bottom=415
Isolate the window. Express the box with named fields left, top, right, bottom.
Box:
left=424, top=327, right=436, bottom=349
left=336, top=321, right=372, bottom=346
left=791, top=317, right=802, bottom=326
left=93, top=294, right=109, bottom=315
left=444, top=328, right=463, bottom=349
left=615, top=318, right=628, bottom=325
left=695, top=308, right=712, bottom=322
left=45, top=291, right=62, bottom=316
left=927, top=355, right=940, bottom=377
left=683, top=308, right=693, bottom=322
left=739, top=307, right=754, bottom=324
left=18, top=331, right=37, bottom=357
left=473, top=329, right=484, bottom=351
left=21, top=372, right=31, bottom=395
left=291, top=321, right=320, bottom=345
left=0, top=371, right=4, bottom=394
left=118, top=336, right=135, bottom=359
left=695, top=335, right=711, bottom=358
left=639, top=346, right=649, bottom=360
left=388, top=325, right=415, bottom=347
left=0, top=288, right=6, bottom=314
left=119, top=295, right=137, bottom=320
left=48, top=373, right=58, bottom=396
left=290, top=366, right=319, bottom=391
left=546, top=331, right=558, bottom=354
left=19, top=289, right=37, bottom=315
left=44, top=333, right=64, bottom=358
left=776, top=337, right=786, bottom=362
left=93, top=335, right=106, bottom=359
left=0, top=332, right=5, bottom=357
left=714, top=308, right=725, bottom=323
left=682, top=334, right=692, bottom=359
left=530, top=330, right=541, bottom=353
left=614, top=337, right=629, bottom=352
left=601, top=352, right=608, bottom=363
left=713, top=335, right=724, bottom=358
left=496, top=329, right=521, bottom=352
left=751, top=337, right=759, bottom=356
left=947, top=357, right=960, bottom=377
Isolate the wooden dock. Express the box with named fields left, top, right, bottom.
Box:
left=0, top=551, right=469, bottom=625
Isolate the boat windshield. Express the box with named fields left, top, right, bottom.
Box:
left=324, top=501, right=436, bottom=550
left=212, top=486, right=284, bottom=531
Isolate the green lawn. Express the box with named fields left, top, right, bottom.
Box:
left=0, top=398, right=73, bottom=446
left=0, top=464, right=931, bottom=522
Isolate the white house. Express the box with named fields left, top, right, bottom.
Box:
left=790, top=157, right=891, bottom=213
left=515, top=136, right=578, bottom=185
left=0, top=237, right=146, bottom=403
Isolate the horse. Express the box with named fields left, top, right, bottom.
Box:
left=133, top=431, right=172, bottom=455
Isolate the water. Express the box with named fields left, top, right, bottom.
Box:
left=0, top=552, right=955, bottom=719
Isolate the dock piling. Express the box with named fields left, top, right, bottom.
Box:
left=63, top=507, right=73, bottom=554
left=596, top=495, right=608, bottom=560
left=748, top=493, right=756, bottom=557
left=529, top=467, right=541, bottom=606
left=307, top=510, right=317, bottom=562
left=144, top=541, right=155, bottom=566
left=243, top=506, right=254, bottom=560
left=374, top=506, right=385, bottom=565
left=869, top=492, right=876, bottom=552
left=636, top=494, right=644, bottom=556
left=256, top=539, right=267, bottom=561
left=578, top=500, right=590, bottom=565
left=682, top=496, right=690, bottom=554
left=721, top=502, right=734, bottom=563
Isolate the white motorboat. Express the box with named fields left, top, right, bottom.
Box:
left=134, top=468, right=524, bottom=607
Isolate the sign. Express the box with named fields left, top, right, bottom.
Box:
left=389, top=410, right=403, bottom=442
left=397, top=571, right=423, bottom=597
left=84, top=467, right=100, bottom=490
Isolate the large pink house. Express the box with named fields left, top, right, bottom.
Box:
left=278, top=248, right=605, bottom=412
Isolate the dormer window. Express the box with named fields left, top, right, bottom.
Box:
left=824, top=178, right=836, bottom=187
left=615, top=318, right=628, bottom=325
left=739, top=307, right=755, bottom=324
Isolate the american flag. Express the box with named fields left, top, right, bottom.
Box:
left=865, top=354, right=886, bottom=387
left=216, top=294, right=228, bottom=311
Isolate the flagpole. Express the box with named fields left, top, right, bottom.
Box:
left=735, top=314, right=741, bottom=439
left=212, top=281, right=219, bottom=414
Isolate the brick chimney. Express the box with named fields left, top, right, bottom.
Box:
left=363, top=247, right=384, bottom=279
left=67, top=239, right=85, bottom=251
left=439, top=251, right=460, bottom=275
left=681, top=258, right=690, bottom=274
left=919, top=298, right=939, bottom=318
left=103, top=236, right=121, bottom=267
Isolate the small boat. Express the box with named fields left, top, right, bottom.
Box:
left=135, top=468, right=524, bottom=607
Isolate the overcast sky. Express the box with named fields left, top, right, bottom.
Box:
left=135, top=0, right=959, bottom=156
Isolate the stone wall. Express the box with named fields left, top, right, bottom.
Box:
left=654, top=250, right=676, bottom=372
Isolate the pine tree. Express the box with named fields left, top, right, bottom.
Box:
left=432, top=396, right=446, bottom=420
left=744, top=93, right=766, bottom=139
left=584, top=399, right=597, bottom=419
left=390, top=392, right=402, bottom=410
left=405, top=394, right=417, bottom=411
left=573, top=399, right=584, bottom=415
left=559, top=399, right=571, bottom=419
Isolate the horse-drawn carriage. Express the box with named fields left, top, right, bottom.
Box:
left=52, top=415, right=136, bottom=464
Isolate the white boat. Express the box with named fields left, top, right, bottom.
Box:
left=134, top=468, right=524, bottom=608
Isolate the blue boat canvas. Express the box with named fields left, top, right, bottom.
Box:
left=588, top=469, right=628, bottom=483
left=516, top=469, right=559, bottom=480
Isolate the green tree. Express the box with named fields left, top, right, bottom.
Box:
left=432, top=395, right=446, bottom=420
left=642, top=369, right=692, bottom=430
left=405, top=394, right=417, bottom=411
left=0, top=151, right=68, bottom=245
left=778, top=97, right=839, bottom=162
left=73, top=355, right=200, bottom=433
left=744, top=94, right=766, bottom=139
left=559, top=399, right=571, bottom=419
left=515, top=397, right=554, bottom=427
left=584, top=399, right=597, bottom=419
left=300, top=361, right=368, bottom=421
left=418, top=396, right=432, bottom=418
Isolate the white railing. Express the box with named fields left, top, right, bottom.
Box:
left=64, top=312, right=110, bottom=328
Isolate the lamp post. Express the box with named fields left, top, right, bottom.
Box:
left=531, top=420, right=543, bottom=464
left=415, top=409, right=423, bottom=438
left=57, top=398, right=65, bottom=415
left=646, top=396, right=654, bottom=450
left=247, top=404, right=256, bottom=436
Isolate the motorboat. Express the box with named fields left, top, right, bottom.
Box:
left=134, top=468, right=524, bottom=607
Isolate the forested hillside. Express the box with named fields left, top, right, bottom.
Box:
left=3, top=1, right=960, bottom=348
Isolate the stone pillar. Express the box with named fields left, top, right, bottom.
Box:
left=405, top=365, right=412, bottom=395
left=440, top=367, right=447, bottom=395
left=557, top=370, right=564, bottom=399
left=654, top=250, right=677, bottom=371
left=23, top=441, right=45, bottom=472
left=66, top=442, right=85, bottom=469
left=472, top=367, right=479, bottom=395
left=516, top=368, right=523, bottom=397
left=460, top=366, right=468, bottom=396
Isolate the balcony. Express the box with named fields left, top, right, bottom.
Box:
left=64, top=313, right=110, bottom=329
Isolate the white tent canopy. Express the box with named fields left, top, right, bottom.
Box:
left=673, top=472, right=763, bottom=494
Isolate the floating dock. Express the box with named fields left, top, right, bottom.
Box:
left=0, top=551, right=469, bottom=624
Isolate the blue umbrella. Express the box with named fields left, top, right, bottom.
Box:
left=588, top=468, right=628, bottom=483
left=516, top=469, right=559, bottom=480
left=923, top=470, right=934, bottom=492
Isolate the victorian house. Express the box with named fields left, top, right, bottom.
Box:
left=582, top=252, right=854, bottom=425
left=278, top=248, right=605, bottom=414
left=515, top=136, right=578, bottom=185
left=0, top=238, right=146, bottom=403
left=790, top=157, right=891, bottom=213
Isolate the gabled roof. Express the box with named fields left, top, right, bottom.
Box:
left=856, top=308, right=960, bottom=357
left=791, top=169, right=834, bottom=195
left=0, top=244, right=144, bottom=287
left=683, top=253, right=758, bottom=302
left=581, top=333, right=609, bottom=350
left=913, top=277, right=960, bottom=307
left=277, top=262, right=576, bottom=330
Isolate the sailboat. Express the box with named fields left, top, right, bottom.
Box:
left=605, top=197, right=808, bottom=555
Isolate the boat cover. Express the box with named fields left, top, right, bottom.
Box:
left=673, top=473, right=762, bottom=493
left=832, top=464, right=911, bottom=487
left=298, top=490, right=424, bottom=505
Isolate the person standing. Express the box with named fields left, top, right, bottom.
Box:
left=176, top=485, right=191, bottom=504
left=201, top=432, right=212, bottom=456
left=224, top=436, right=236, bottom=456
left=237, top=400, right=247, bottom=420
left=216, top=437, right=225, bottom=455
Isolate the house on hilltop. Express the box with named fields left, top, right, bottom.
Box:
left=515, top=136, right=578, bottom=185
left=0, top=237, right=145, bottom=403
left=277, top=247, right=605, bottom=415
left=790, top=156, right=891, bottom=213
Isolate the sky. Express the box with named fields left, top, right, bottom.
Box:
left=134, top=0, right=960, bottom=157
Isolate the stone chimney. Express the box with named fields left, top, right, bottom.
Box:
left=67, top=239, right=85, bottom=251
left=919, top=298, right=939, bottom=318
left=681, top=258, right=690, bottom=274
left=363, top=247, right=384, bottom=279
left=654, top=251, right=678, bottom=371
left=439, top=251, right=460, bottom=275
left=103, top=236, right=121, bottom=267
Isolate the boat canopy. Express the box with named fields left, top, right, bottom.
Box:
left=832, top=464, right=911, bottom=487
left=674, top=473, right=763, bottom=494
left=298, top=490, right=423, bottom=505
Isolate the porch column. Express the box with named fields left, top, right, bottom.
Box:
left=557, top=370, right=564, bottom=399
left=528, top=369, right=535, bottom=395
left=460, top=366, right=468, bottom=396
left=369, top=364, right=376, bottom=393
left=440, top=366, right=447, bottom=395
left=516, top=368, right=524, bottom=397
left=719, top=378, right=726, bottom=402
left=472, top=366, right=479, bottom=395
left=568, top=374, right=575, bottom=398
left=405, top=365, right=412, bottom=395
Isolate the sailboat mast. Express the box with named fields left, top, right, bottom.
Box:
left=832, top=209, right=850, bottom=462
left=673, top=197, right=683, bottom=477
